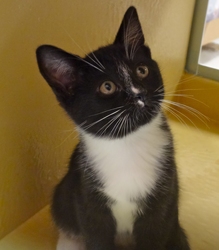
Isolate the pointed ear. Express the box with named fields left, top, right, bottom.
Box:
left=36, top=45, right=82, bottom=102
left=114, top=6, right=144, bottom=50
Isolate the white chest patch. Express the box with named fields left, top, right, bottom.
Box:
left=80, top=113, right=169, bottom=233
left=111, top=200, right=137, bottom=233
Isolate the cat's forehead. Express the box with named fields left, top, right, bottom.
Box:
left=91, top=45, right=129, bottom=65
left=117, top=62, right=132, bottom=85
left=86, top=46, right=133, bottom=76
left=90, top=44, right=151, bottom=69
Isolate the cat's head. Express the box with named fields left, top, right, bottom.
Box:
left=36, top=6, right=164, bottom=139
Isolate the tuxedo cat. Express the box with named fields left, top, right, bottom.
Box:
left=36, top=6, right=190, bottom=250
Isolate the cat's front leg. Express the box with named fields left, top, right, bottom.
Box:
left=133, top=210, right=169, bottom=250
left=79, top=196, right=117, bottom=250
left=82, top=213, right=117, bottom=250
left=133, top=210, right=189, bottom=250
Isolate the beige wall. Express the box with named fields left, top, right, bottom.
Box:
left=0, top=0, right=195, bottom=239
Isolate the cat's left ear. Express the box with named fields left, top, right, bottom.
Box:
left=114, top=6, right=144, bottom=49
left=36, top=45, right=82, bottom=104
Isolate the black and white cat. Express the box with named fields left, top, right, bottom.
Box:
left=36, top=6, right=190, bottom=250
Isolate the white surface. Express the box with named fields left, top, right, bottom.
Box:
left=199, top=38, right=219, bottom=70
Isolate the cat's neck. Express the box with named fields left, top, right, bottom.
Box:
left=78, top=112, right=170, bottom=201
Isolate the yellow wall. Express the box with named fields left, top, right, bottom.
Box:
left=173, top=73, right=219, bottom=128
left=0, top=0, right=195, bottom=239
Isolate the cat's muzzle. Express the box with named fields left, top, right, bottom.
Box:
left=134, top=93, right=147, bottom=108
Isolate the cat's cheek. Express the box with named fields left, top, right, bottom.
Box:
left=57, top=232, right=85, bottom=250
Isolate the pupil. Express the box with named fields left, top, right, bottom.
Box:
left=105, top=83, right=112, bottom=91
left=139, top=67, right=145, bottom=74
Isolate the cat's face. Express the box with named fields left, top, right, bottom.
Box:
left=36, top=7, right=164, bottom=139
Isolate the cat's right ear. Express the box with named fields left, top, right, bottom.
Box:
left=36, top=45, right=82, bottom=102
left=114, top=6, right=144, bottom=49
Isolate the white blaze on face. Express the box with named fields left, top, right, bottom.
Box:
left=118, top=63, right=141, bottom=96
left=131, top=86, right=140, bottom=94
left=118, top=63, right=132, bottom=86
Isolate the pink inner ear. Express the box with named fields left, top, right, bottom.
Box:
left=52, top=69, right=71, bottom=86
left=48, top=59, right=74, bottom=90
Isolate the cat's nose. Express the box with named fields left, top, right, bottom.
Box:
left=134, top=92, right=147, bottom=108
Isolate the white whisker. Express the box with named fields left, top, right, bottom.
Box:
left=97, top=110, right=126, bottom=137
left=111, top=117, right=123, bottom=138
left=162, top=103, right=192, bottom=129
left=97, top=116, right=119, bottom=137
left=124, top=114, right=130, bottom=136
left=90, top=51, right=105, bottom=70
left=116, top=114, right=128, bottom=138
left=154, top=85, right=164, bottom=94
left=164, top=94, right=209, bottom=107
left=163, top=99, right=209, bottom=128
left=62, top=27, right=104, bottom=73
left=83, top=109, right=122, bottom=131
left=56, top=129, right=78, bottom=148
left=88, top=106, right=124, bottom=117
left=85, top=34, right=105, bottom=70
left=154, top=91, right=209, bottom=108
left=76, top=56, right=104, bottom=73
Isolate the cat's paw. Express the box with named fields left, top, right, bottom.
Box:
left=57, top=232, right=85, bottom=250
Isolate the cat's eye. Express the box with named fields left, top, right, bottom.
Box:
left=99, top=81, right=117, bottom=95
left=136, top=65, right=149, bottom=79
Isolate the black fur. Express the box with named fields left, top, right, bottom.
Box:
left=36, top=6, right=190, bottom=250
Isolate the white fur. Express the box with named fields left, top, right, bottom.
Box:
left=80, top=113, right=169, bottom=234
left=118, top=63, right=132, bottom=86
left=117, top=63, right=142, bottom=98
left=131, top=86, right=140, bottom=94
left=111, top=200, right=137, bottom=233
left=57, top=232, right=85, bottom=250
left=137, top=99, right=144, bottom=107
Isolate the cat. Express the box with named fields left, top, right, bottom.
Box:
left=36, top=6, right=190, bottom=250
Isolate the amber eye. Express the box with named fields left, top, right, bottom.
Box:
left=136, top=65, right=149, bottom=79
left=99, top=81, right=117, bottom=95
